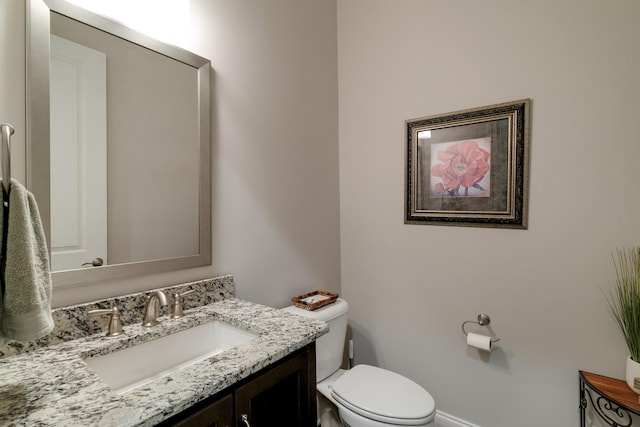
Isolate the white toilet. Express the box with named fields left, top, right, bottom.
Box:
left=284, top=299, right=436, bottom=427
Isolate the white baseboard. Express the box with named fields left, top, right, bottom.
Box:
left=436, top=410, right=481, bottom=427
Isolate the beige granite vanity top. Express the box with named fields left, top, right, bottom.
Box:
left=0, top=297, right=327, bottom=426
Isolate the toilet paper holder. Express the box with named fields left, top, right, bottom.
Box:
left=461, top=313, right=501, bottom=343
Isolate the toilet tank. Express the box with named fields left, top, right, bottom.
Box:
left=283, top=298, right=349, bottom=382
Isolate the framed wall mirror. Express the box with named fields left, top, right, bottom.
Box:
left=27, top=0, right=212, bottom=288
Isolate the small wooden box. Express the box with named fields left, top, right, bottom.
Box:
left=291, top=290, right=338, bottom=311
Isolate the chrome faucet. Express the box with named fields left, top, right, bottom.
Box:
left=142, top=290, right=168, bottom=327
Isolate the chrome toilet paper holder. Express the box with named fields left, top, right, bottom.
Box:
left=461, top=313, right=501, bottom=343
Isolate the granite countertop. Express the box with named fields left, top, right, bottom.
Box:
left=0, top=298, right=328, bottom=427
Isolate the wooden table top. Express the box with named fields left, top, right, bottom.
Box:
left=581, top=370, right=640, bottom=415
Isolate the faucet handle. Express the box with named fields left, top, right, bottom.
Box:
left=88, top=306, right=124, bottom=337
left=170, top=289, right=197, bottom=319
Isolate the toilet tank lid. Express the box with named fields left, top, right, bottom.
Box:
left=283, top=298, right=349, bottom=321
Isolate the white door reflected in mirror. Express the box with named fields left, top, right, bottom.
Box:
left=50, top=34, right=107, bottom=271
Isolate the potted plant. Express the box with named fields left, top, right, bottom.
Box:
left=606, top=247, right=640, bottom=393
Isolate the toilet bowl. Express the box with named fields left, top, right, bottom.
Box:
left=284, top=299, right=436, bottom=427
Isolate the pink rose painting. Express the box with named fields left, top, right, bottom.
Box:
left=430, top=138, right=491, bottom=197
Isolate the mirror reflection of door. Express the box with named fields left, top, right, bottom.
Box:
left=50, top=34, right=107, bottom=271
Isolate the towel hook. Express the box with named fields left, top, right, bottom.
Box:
left=461, top=313, right=500, bottom=343
left=0, top=123, right=14, bottom=194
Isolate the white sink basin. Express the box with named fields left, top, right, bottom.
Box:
left=83, top=320, right=258, bottom=394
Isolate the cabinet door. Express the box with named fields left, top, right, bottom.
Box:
left=235, top=344, right=316, bottom=427
left=169, top=394, right=233, bottom=427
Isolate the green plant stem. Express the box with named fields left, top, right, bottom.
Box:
left=607, top=247, right=640, bottom=362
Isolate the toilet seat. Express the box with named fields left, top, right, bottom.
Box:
left=330, top=365, right=435, bottom=425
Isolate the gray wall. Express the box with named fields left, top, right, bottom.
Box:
left=337, top=0, right=640, bottom=426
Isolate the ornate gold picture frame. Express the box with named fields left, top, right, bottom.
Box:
left=405, top=99, right=530, bottom=229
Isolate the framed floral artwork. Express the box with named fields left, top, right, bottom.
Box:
left=405, top=99, right=530, bottom=229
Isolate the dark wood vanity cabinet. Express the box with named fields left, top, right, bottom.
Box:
left=235, top=343, right=316, bottom=427
left=159, top=342, right=317, bottom=427
left=170, top=394, right=233, bottom=427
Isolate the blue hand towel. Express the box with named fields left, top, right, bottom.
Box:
left=0, top=179, right=54, bottom=345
